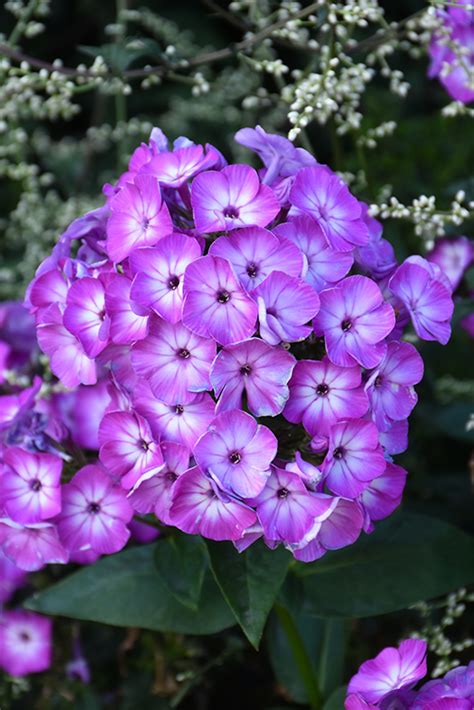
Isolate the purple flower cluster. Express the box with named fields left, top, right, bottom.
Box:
left=1, top=125, right=454, bottom=568
left=345, top=638, right=474, bottom=709
left=429, top=0, right=474, bottom=103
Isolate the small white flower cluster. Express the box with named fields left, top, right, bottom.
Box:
left=357, top=120, right=397, bottom=149
left=369, top=190, right=472, bottom=241
left=411, top=588, right=474, bottom=678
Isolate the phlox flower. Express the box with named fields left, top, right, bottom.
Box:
left=389, top=257, right=454, bottom=345
left=140, top=143, right=220, bottom=188
left=234, top=124, right=316, bottom=184
left=106, top=174, right=173, bottom=262
left=354, top=205, right=398, bottom=281
left=283, top=358, right=368, bottom=436
left=274, top=215, right=353, bottom=291
left=0, top=520, right=69, bottom=571
left=0, top=447, right=62, bottom=524
left=104, top=273, right=149, bottom=345
left=57, top=464, right=133, bottom=555
left=413, top=661, right=474, bottom=708
left=347, top=639, right=428, bottom=704
left=0, top=611, right=52, bottom=677
left=210, top=338, right=296, bottom=416
left=322, top=419, right=386, bottom=498
left=252, top=271, right=320, bottom=345
left=365, top=341, right=424, bottom=432
left=134, top=381, right=215, bottom=449
left=292, top=497, right=364, bottom=562
left=194, top=409, right=277, bottom=498
left=170, top=466, right=257, bottom=541
left=314, top=275, right=395, bottom=369
left=289, top=166, right=369, bottom=252
left=63, top=276, right=110, bottom=358
left=249, top=466, right=335, bottom=544
left=183, top=255, right=258, bottom=345
left=191, top=164, right=280, bottom=232
left=128, top=441, right=190, bottom=524
left=37, top=304, right=97, bottom=388
left=359, top=462, right=408, bottom=533
left=67, top=382, right=111, bottom=450
left=428, top=9, right=474, bottom=103
left=131, top=317, right=216, bottom=404
left=379, top=420, right=409, bottom=456
left=99, top=410, right=163, bottom=489
left=29, top=267, right=70, bottom=313
left=209, top=226, right=303, bottom=291
left=129, top=233, right=201, bottom=322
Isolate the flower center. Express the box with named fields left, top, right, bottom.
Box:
left=374, top=375, right=383, bottom=388
left=223, top=205, right=240, bottom=219
left=333, top=447, right=344, bottom=460
left=168, top=275, right=180, bottom=290
left=341, top=319, right=352, bottom=332
left=142, top=216, right=150, bottom=231
left=267, top=307, right=277, bottom=317
left=239, top=364, right=252, bottom=376
left=277, top=487, right=289, bottom=499
left=140, top=439, right=150, bottom=451
left=87, top=502, right=101, bottom=514
left=174, top=404, right=184, bottom=415
left=177, top=348, right=191, bottom=359
left=19, top=631, right=31, bottom=642
left=30, top=478, right=42, bottom=492
left=216, top=289, right=231, bottom=304
left=229, top=451, right=242, bottom=464
left=246, top=262, right=259, bottom=278
left=316, top=383, right=329, bottom=397
left=166, top=471, right=178, bottom=482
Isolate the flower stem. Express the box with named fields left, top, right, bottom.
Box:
left=274, top=603, right=322, bottom=710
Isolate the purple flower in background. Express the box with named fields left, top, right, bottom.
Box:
left=314, top=276, right=395, bottom=369
left=129, top=441, right=190, bottom=524
left=131, top=317, right=216, bottom=404
left=249, top=466, right=334, bottom=543
left=428, top=7, right=474, bottom=104
left=322, top=419, right=386, bottom=497
left=170, top=466, right=257, bottom=540
left=427, top=236, right=473, bottom=290
left=379, top=420, right=409, bottom=456
left=210, top=338, right=296, bottom=416
left=283, top=358, right=368, bottom=436
left=365, top=341, right=424, bottom=432
left=0, top=520, right=69, bottom=571
left=293, top=497, right=364, bottom=562
left=209, top=227, right=303, bottom=291
left=359, top=462, right=407, bottom=533
left=0, top=447, right=62, bottom=524
left=141, top=143, right=220, bottom=187
left=57, top=464, right=133, bottom=555
left=107, top=174, right=173, bottom=262
left=0, top=610, right=52, bottom=677
left=191, top=164, right=280, bottom=232
left=413, top=661, right=474, bottom=708
left=234, top=125, right=316, bottom=184
left=37, top=304, right=97, bottom=388
left=129, top=233, right=201, bottom=322
left=134, top=381, right=215, bottom=449
left=347, top=639, right=428, bottom=704
left=0, top=549, right=27, bottom=602
left=104, top=274, right=149, bottom=344
left=183, top=255, right=258, bottom=345
left=194, top=409, right=277, bottom=498
left=290, top=166, right=369, bottom=251
left=99, top=410, right=163, bottom=489
left=274, top=215, right=353, bottom=291
left=252, top=271, right=320, bottom=344
left=389, top=257, right=454, bottom=344
left=63, top=276, right=110, bottom=358
left=461, top=311, right=474, bottom=338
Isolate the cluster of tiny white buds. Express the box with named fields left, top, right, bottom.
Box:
left=191, top=72, right=210, bottom=96
left=357, top=120, right=397, bottom=148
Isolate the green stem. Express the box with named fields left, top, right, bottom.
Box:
left=274, top=603, right=322, bottom=710
left=8, top=0, right=39, bottom=45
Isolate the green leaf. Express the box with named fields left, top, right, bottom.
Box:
left=317, top=620, right=347, bottom=699
left=24, top=543, right=234, bottom=635
left=154, top=533, right=207, bottom=610
left=322, top=687, right=347, bottom=710
left=290, top=512, right=474, bottom=618
left=206, top=540, right=290, bottom=649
